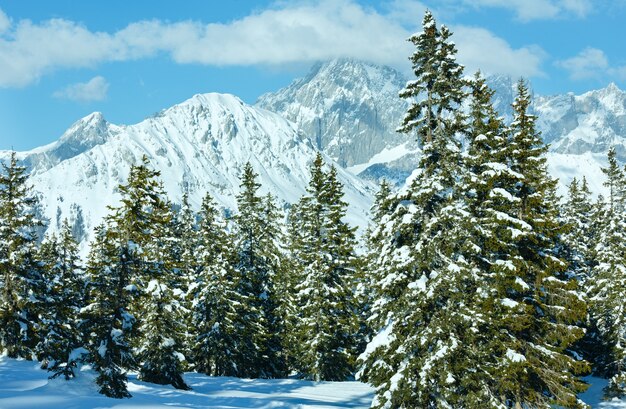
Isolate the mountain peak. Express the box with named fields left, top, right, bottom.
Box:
left=256, top=59, right=411, bottom=170
left=606, top=82, right=622, bottom=93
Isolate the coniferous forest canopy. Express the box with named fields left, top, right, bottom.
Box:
left=1, top=10, right=625, bottom=409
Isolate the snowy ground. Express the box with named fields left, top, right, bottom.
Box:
left=3, top=357, right=626, bottom=408
left=0, top=358, right=374, bottom=409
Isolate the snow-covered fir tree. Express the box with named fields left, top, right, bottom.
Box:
left=169, top=192, right=200, bottom=365
left=258, top=192, right=289, bottom=377
left=360, top=13, right=588, bottom=408
left=465, top=75, right=588, bottom=408
left=289, top=154, right=359, bottom=381
left=587, top=148, right=626, bottom=398
left=36, top=219, right=85, bottom=379
left=561, top=177, right=595, bottom=282
left=82, top=156, right=190, bottom=396
left=189, top=193, right=242, bottom=376
left=478, top=80, right=589, bottom=408
left=81, top=224, right=136, bottom=398
left=0, top=152, right=45, bottom=359
left=135, top=194, right=190, bottom=391
left=232, top=162, right=283, bottom=378
left=109, top=157, right=189, bottom=390
left=358, top=12, right=484, bottom=407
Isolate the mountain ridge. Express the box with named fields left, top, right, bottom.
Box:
left=1, top=92, right=374, bottom=249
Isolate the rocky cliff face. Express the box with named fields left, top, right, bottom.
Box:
left=536, top=83, right=626, bottom=159
left=257, top=58, right=415, bottom=169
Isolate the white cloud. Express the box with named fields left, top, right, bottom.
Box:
left=457, top=0, right=591, bottom=21
left=0, top=1, right=545, bottom=87
left=0, top=9, right=10, bottom=33
left=557, top=48, right=609, bottom=80
left=454, top=26, right=546, bottom=78
left=53, top=76, right=109, bottom=102
left=557, top=47, right=626, bottom=81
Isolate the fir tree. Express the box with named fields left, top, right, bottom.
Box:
left=37, top=219, right=85, bottom=379
left=106, top=156, right=189, bottom=390
left=136, top=195, right=190, bottom=390
left=83, top=156, right=190, bottom=396
left=0, top=152, right=45, bottom=359
left=481, top=80, right=589, bottom=408
left=171, top=193, right=200, bottom=366
left=588, top=148, right=626, bottom=398
left=258, top=192, right=289, bottom=377
left=290, top=154, right=359, bottom=381
left=359, top=13, right=484, bottom=407
left=189, top=193, right=241, bottom=376
left=231, top=162, right=283, bottom=378
left=561, top=177, right=595, bottom=283
left=82, top=225, right=135, bottom=399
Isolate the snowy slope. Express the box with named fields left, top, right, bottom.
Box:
left=0, top=93, right=374, bottom=248
left=0, top=357, right=375, bottom=409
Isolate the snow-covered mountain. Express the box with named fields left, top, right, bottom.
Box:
left=536, top=83, right=626, bottom=159
left=0, top=93, right=374, bottom=247
left=256, top=59, right=420, bottom=184
left=259, top=59, right=625, bottom=193
left=3, top=59, right=625, bottom=248
left=256, top=60, right=526, bottom=185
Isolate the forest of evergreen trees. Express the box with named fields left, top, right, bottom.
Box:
left=1, top=10, right=626, bottom=409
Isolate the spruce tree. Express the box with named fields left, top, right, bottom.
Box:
left=37, top=219, right=85, bottom=379
left=231, top=162, right=283, bottom=378
left=83, top=156, right=189, bottom=396
left=171, top=193, right=199, bottom=366
left=0, top=152, right=45, bottom=359
left=106, top=157, right=189, bottom=390
left=561, top=177, right=594, bottom=282
left=290, top=154, right=359, bottom=381
left=359, top=12, right=484, bottom=407
left=479, top=80, right=588, bottom=408
left=587, top=148, right=626, bottom=398
left=135, top=195, right=190, bottom=391
left=189, top=193, right=241, bottom=376
left=258, top=192, right=289, bottom=377
left=82, top=224, right=135, bottom=399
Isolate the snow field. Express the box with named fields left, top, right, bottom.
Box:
left=0, top=358, right=375, bottom=409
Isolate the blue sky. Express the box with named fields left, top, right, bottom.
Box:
left=0, top=0, right=624, bottom=150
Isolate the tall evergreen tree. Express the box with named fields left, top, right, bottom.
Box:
left=359, top=12, right=483, bottom=407
left=360, top=16, right=588, bottom=407
left=83, top=156, right=189, bottom=396
left=561, top=177, right=594, bottom=282
left=171, top=193, right=200, bottom=367
left=587, top=148, right=626, bottom=398
left=0, top=152, right=45, bottom=359
left=37, top=219, right=85, bottom=379
left=479, top=80, right=589, bottom=408
left=135, top=195, right=190, bottom=391
left=258, top=192, right=289, bottom=377
left=290, top=154, right=359, bottom=381
left=82, top=224, right=135, bottom=398
left=232, top=162, right=282, bottom=378
left=189, top=193, right=241, bottom=376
